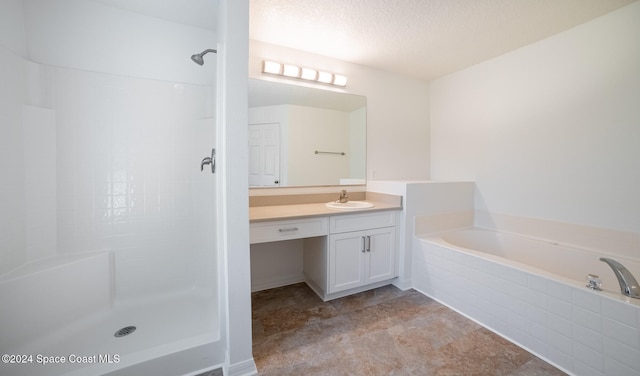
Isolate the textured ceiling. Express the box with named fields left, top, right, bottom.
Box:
left=83, top=0, right=636, bottom=81
left=250, top=0, right=637, bottom=81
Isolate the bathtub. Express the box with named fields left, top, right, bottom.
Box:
left=0, top=253, right=223, bottom=376
left=413, top=228, right=640, bottom=376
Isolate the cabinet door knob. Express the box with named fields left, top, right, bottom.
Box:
left=366, top=235, right=371, bottom=252
left=361, top=236, right=366, bottom=253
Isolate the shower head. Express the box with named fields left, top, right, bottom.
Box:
left=191, top=48, right=217, bottom=65
left=191, top=54, right=204, bottom=65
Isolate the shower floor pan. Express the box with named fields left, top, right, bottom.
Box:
left=4, top=290, right=221, bottom=376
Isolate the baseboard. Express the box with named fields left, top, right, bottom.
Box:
left=227, top=358, right=257, bottom=376
left=306, top=278, right=398, bottom=302
left=392, top=278, right=413, bottom=291
left=251, top=274, right=305, bottom=292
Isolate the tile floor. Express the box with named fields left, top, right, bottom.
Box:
left=252, top=283, right=568, bottom=376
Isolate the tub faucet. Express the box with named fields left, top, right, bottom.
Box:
left=599, top=258, right=640, bottom=299
left=337, top=190, right=349, bottom=203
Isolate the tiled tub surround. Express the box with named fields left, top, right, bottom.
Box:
left=413, top=213, right=640, bottom=376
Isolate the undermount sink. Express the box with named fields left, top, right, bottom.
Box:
left=325, top=201, right=374, bottom=210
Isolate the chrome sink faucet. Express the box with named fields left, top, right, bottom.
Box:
left=337, top=189, right=349, bottom=203
left=600, top=258, right=640, bottom=299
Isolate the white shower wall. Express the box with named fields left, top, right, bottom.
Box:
left=0, top=45, right=27, bottom=275
left=1, top=1, right=226, bottom=372
left=22, top=0, right=215, bottom=85
left=1, top=0, right=219, bottom=299
left=23, top=104, right=57, bottom=263
left=47, top=66, right=216, bottom=299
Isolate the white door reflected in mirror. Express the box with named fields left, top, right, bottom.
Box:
left=249, top=123, right=281, bottom=187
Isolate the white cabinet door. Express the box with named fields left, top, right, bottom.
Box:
left=328, top=227, right=396, bottom=294
left=329, top=232, right=365, bottom=293
left=366, top=227, right=396, bottom=284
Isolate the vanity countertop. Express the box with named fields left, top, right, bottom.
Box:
left=250, top=199, right=402, bottom=222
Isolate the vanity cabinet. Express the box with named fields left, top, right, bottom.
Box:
left=250, top=206, right=399, bottom=301
left=303, top=210, right=398, bottom=300
left=328, top=227, right=396, bottom=293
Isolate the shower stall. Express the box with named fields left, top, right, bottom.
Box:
left=0, top=1, right=224, bottom=375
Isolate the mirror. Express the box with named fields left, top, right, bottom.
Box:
left=248, top=79, right=366, bottom=187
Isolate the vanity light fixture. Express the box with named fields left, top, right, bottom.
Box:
left=317, top=71, right=333, bottom=84
left=300, top=67, right=317, bottom=80
left=333, top=74, right=348, bottom=87
left=282, top=64, right=300, bottom=77
left=262, top=60, right=282, bottom=75
left=262, top=60, right=347, bottom=87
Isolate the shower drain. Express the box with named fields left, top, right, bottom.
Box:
left=114, top=326, right=136, bottom=338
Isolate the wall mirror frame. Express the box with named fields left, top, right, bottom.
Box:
left=248, top=78, right=366, bottom=188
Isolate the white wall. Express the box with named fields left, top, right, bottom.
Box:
left=249, top=40, right=431, bottom=182
left=349, top=107, right=366, bottom=179
left=288, top=105, right=350, bottom=185
left=430, top=2, right=640, bottom=233
left=217, top=0, right=256, bottom=374
left=23, top=0, right=216, bottom=85
left=0, top=2, right=27, bottom=275
left=250, top=240, right=304, bottom=291
left=0, top=0, right=26, bottom=57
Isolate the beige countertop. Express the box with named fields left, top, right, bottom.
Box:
left=250, top=200, right=402, bottom=222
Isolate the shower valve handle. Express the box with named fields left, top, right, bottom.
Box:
left=200, top=148, right=216, bottom=174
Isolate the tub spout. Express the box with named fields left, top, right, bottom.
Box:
left=599, top=258, right=640, bottom=299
